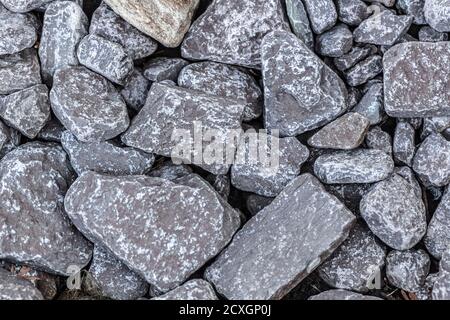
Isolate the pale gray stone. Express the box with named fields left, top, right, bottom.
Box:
left=285, top=0, right=314, bottom=49
left=152, top=280, right=218, bottom=300
left=424, top=0, right=450, bottom=32
left=393, top=121, right=416, bottom=166
left=333, top=45, right=377, bottom=71
left=352, top=82, right=384, bottom=125
left=0, top=268, right=43, bottom=300
left=432, top=248, right=450, bottom=299
left=418, top=26, right=449, bottom=41
left=0, top=121, right=20, bottom=159
left=397, top=0, right=426, bottom=24
left=0, top=5, right=37, bottom=55
left=302, top=0, right=338, bottom=34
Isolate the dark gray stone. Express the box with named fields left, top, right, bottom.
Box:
left=309, top=289, right=382, bottom=300
left=352, top=82, right=384, bottom=125
left=302, top=0, right=338, bottom=34
left=316, top=24, right=353, bottom=57
left=0, top=121, right=20, bottom=159
left=418, top=26, right=449, bottom=41
left=36, top=117, right=64, bottom=143
left=397, top=0, right=426, bottom=24
left=365, top=126, right=392, bottom=155
left=0, top=5, right=37, bottom=55
left=393, top=121, right=416, bottom=166
left=432, top=248, right=450, bottom=299
left=425, top=187, right=450, bottom=259
left=333, top=45, right=377, bottom=71
left=336, top=0, right=370, bottom=26
left=345, top=55, right=383, bottom=87
left=424, top=0, right=450, bottom=32
left=120, top=69, right=151, bottom=112
left=148, top=160, right=193, bottom=181
left=0, top=268, right=43, bottom=300
left=285, top=0, right=314, bottom=49
left=246, top=194, right=274, bottom=216
left=143, top=57, right=188, bottom=83
left=152, top=280, right=218, bottom=300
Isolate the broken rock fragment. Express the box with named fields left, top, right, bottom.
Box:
left=365, top=126, right=392, bottom=155
left=0, top=268, right=43, bottom=300
left=309, top=289, right=382, bottom=300
left=316, top=24, right=353, bottom=58
left=397, top=0, right=426, bottom=24
left=336, top=0, right=370, bottom=26
left=418, top=26, right=449, bottom=41
left=333, top=45, right=376, bottom=71
left=143, top=57, right=188, bottom=83
left=425, top=187, right=450, bottom=259
left=285, top=0, right=314, bottom=49
left=302, top=0, right=338, bottom=34
left=352, top=82, right=384, bottom=125
left=0, top=6, right=37, bottom=55
left=393, top=121, right=416, bottom=166
left=120, top=69, right=151, bottom=112
left=345, top=55, right=383, bottom=87
left=153, top=280, right=218, bottom=300
left=424, top=0, right=450, bottom=32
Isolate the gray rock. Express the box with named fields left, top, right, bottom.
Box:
left=365, top=126, right=392, bottom=155
left=0, top=121, right=20, bottom=159
left=413, top=133, right=450, bottom=187
left=418, top=26, right=449, bottom=41
left=393, top=121, right=416, bottom=166
left=50, top=66, right=130, bottom=143
left=384, top=42, right=450, bottom=118
left=61, top=131, right=154, bottom=176
left=302, top=0, right=338, bottom=34
left=0, top=48, right=41, bottom=95
left=181, top=0, right=291, bottom=69
left=0, top=268, right=43, bottom=300
left=352, top=82, right=384, bottom=125
left=425, top=187, right=450, bottom=259
left=345, top=55, right=383, bottom=87
left=103, top=0, right=199, bottom=48
left=77, top=34, right=133, bottom=85
left=262, top=31, right=348, bottom=137
left=178, top=62, right=263, bottom=122
left=0, top=0, right=77, bottom=12
left=152, top=280, right=218, bottom=300
left=397, top=0, right=426, bottom=24
left=394, top=166, right=423, bottom=199
left=422, top=117, right=450, bottom=140
left=0, top=5, right=37, bottom=55
left=231, top=133, right=309, bottom=197
left=148, top=160, right=193, bottom=181
left=363, top=0, right=396, bottom=7
left=90, top=3, right=158, bottom=60
left=9, top=265, right=59, bottom=300
left=316, top=24, right=353, bottom=57
left=0, top=85, right=50, bottom=139
left=424, top=0, right=450, bottom=32
left=314, top=149, right=394, bottom=184
left=432, top=248, right=450, bottom=299
left=37, top=0, right=83, bottom=12
left=333, top=45, right=377, bottom=71
left=360, top=173, right=427, bottom=250
left=0, top=142, right=92, bottom=275
left=36, top=117, right=64, bottom=143
left=285, top=0, right=314, bottom=49
left=122, top=82, right=244, bottom=175
left=309, top=289, right=382, bottom=300
left=205, top=174, right=355, bottom=300
left=120, top=69, right=151, bottom=112
left=336, top=0, right=370, bottom=26
left=65, top=172, right=241, bottom=292
left=386, top=249, right=430, bottom=292
left=318, top=223, right=386, bottom=292
left=416, top=273, right=439, bottom=300
left=86, top=246, right=148, bottom=300
left=325, top=183, right=372, bottom=214
left=347, top=87, right=362, bottom=109
left=143, top=57, right=188, bottom=82
left=246, top=194, right=274, bottom=216
left=39, top=1, right=88, bottom=83
left=308, top=112, right=370, bottom=150
left=354, top=11, right=412, bottom=46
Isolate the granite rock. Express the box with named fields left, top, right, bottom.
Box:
left=418, top=26, right=449, bottom=41
left=302, top=0, right=338, bottom=34
left=425, top=187, right=450, bottom=259
left=143, top=57, right=188, bottom=83
left=285, top=0, right=314, bottom=49
left=397, top=0, right=426, bottom=24
left=333, top=45, right=377, bottom=71
left=120, top=69, right=151, bottom=112
left=0, top=6, right=37, bottom=55
left=393, top=121, right=416, bottom=166
left=365, top=126, right=392, bottom=155
left=316, top=24, right=353, bottom=57
left=352, top=82, right=384, bottom=125
left=345, top=55, right=383, bottom=87
left=336, top=0, right=370, bottom=26
left=424, top=0, right=450, bottom=32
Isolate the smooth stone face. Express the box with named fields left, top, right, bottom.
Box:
left=425, top=187, right=450, bottom=259
left=360, top=173, right=427, bottom=250
left=0, top=268, right=43, bottom=300
left=77, top=34, right=133, bottom=85
left=354, top=11, right=413, bottom=46
left=384, top=42, right=450, bottom=118
left=308, top=289, right=382, bottom=300
left=120, top=69, right=151, bottom=112
left=314, top=149, right=394, bottom=184
left=316, top=24, right=353, bottom=57
left=0, top=6, right=37, bottom=55
left=152, top=280, right=218, bottom=300
left=285, top=0, right=314, bottom=49
left=336, top=0, right=370, bottom=26
left=352, top=82, right=384, bottom=125
left=231, top=133, right=309, bottom=197
left=397, top=0, right=426, bottom=24
left=0, top=142, right=92, bottom=275
left=424, top=0, right=450, bottom=32
left=386, top=249, right=430, bottom=292
left=432, top=249, right=450, bottom=300
left=302, top=0, right=338, bottom=34
left=122, top=83, right=244, bottom=175
left=393, top=121, right=416, bottom=166
left=0, top=84, right=50, bottom=139
left=143, top=57, right=188, bottom=82
left=333, top=45, right=376, bottom=71
left=345, top=55, right=383, bottom=87
left=39, top=1, right=88, bottom=83
left=0, top=49, right=41, bottom=95
left=65, top=172, right=241, bottom=292
left=104, top=0, right=199, bottom=48
left=205, top=174, right=355, bottom=300
left=181, top=0, right=291, bottom=69
left=308, top=113, right=370, bottom=150
left=178, top=62, right=263, bottom=122
left=86, top=246, right=149, bottom=300
left=413, top=133, right=450, bottom=187
left=90, top=3, right=157, bottom=60
left=61, top=131, right=154, bottom=176
left=262, top=31, right=348, bottom=137
left=318, top=223, right=386, bottom=292
left=418, top=26, right=449, bottom=41
left=365, top=126, right=392, bottom=155
left=50, top=66, right=130, bottom=143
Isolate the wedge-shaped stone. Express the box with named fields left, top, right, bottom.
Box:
left=0, top=268, right=43, bottom=300
left=152, top=280, right=218, bottom=300
left=205, top=174, right=355, bottom=300
left=143, top=57, right=188, bottom=82
left=64, top=172, right=241, bottom=292
left=0, top=5, right=37, bottom=55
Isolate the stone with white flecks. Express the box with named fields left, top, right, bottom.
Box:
left=424, top=0, right=450, bottom=32
left=143, top=57, right=188, bottom=83
left=360, top=173, right=427, bottom=250
left=153, top=280, right=218, bottom=300
left=0, top=5, right=37, bottom=55
left=345, top=55, right=383, bottom=87
left=302, top=0, right=338, bottom=34
left=425, top=187, right=450, bottom=259
left=0, top=142, right=93, bottom=275
left=418, top=26, right=449, bottom=42
left=285, top=0, right=314, bottom=49
left=308, top=113, right=370, bottom=150
left=309, top=289, right=382, bottom=300
left=336, top=0, right=370, bottom=26
left=314, top=149, right=394, bottom=184
left=363, top=0, right=395, bottom=6
left=0, top=0, right=80, bottom=12
left=386, top=249, right=430, bottom=292
left=178, top=62, right=263, bottom=122
left=432, top=248, right=450, bottom=299
left=318, top=223, right=386, bottom=292
left=205, top=174, right=355, bottom=300
left=181, top=0, right=290, bottom=69
left=316, top=24, right=353, bottom=58
left=393, top=121, right=416, bottom=166
left=421, top=117, right=450, bottom=140
left=50, top=66, right=129, bottom=143
left=262, top=31, right=348, bottom=137
left=365, top=126, right=392, bottom=155
left=352, top=82, right=384, bottom=125
left=39, top=1, right=88, bottom=83
left=148, top=160, right=193, bottom=182
left=120, top=69, right=151, bottom=112
left=0, top=268, right=43, bottom=300
left=333, top=45, right=377, bottom=71
left=0, top=121, right=20, bottom=159
left=397, top=0, right=427, bottom=24
left=65, top=172, right=241, bottom=292
left=36, top=118, right=65, bottom=143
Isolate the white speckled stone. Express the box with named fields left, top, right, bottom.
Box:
left=393, top=121, right=416, bottom=166
left=285, top=0, right=314, bottom=49
left=302, top=0, right=338, bottom=34
left=0, top=5, right=37, bottom=55
left=143, top=57, right=188, bottom=82
left=0, top=268, right=43, bottom=300
left=153, top=279, right=218, bottom=300
left=425, top=187, right=450, bottom=259
left=316, top=24, right=353, bottom=58
left=365, top=126, right=392, bottom=155
left=424, top=0, right=450, bottom=32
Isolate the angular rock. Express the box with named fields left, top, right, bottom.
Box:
left=120, top=69, right=151, bottom=112
left=360, top=173, right=427, bottom=250
left=363, top=0, right=396, bottom=7
left=424, top=0, right=450, bottom=32
left=246, top=194, right=274, bottom=216
left=418, top=26, right=449, bottom=41
left=333, top=45, right=377, bottom=71
left=122, top=82, right=244, bottom=175
left=302, top=0, right=338, bottom=34
left=422, top=117, right=450, bottom=140
left=77, top=34, right=133, bottom=85
left=325, top=183, right=372, bottom=214
left=318, top=223, right=386, bottom=292
left=314, top=149, right=394, bottom=184
left=181, top=0, right=291, bottom=69
left=9, top=265, right=59, bottom=300
left=0, top=0, right=74, bottom=12
left=425, top=187, right=450, bottom=259
left=0, top=122, right=20, bottom=159
left=432, top=248, right=450, bottom=299
left=393, top=121, right=416, bottom=166
left=36, top=117, right=65, bottom=143
left=397, top=0, right=426, bottom=24
left=0, top=6, right=37, bottom=55
left=262, top=31, right=348, bottom=137
left=309, top=289, right=382, bottom=300
left=0, top=268, right=43, bottom=300
left=365, top=126, right=392, bottom=155
left=336, top=0, right=370, bottom=26
left=384, top=42, right=450, bottom=117
left=352, top=82, right=385, bottom=125
left=285, top=0, right=314, bottom=49
left=39, top=1, right=88, bottom=83
left=148, top=160, right=193, bottom=181
left=0, top=48, right=41, bottom=95
left=143, top=57, right=188, bottom=83
left=345, top=55, right=383, bottom=87
left=0, top=142, right=92, bottom=275
left=178, top=62, right=263, bottom=121
left=50, top=66, right=130, bottom=142
left=205, top=174, right=355, bottom=300
left=308, top=112, right=370, bottom=150
left=316, top=24, right=353, bottom=57
left=90, top=3, right=158, bottom=60
left=152, top=280, right=218, bottom=300
left=104, top=0, right=199, bottom=48
left=386, top=249, right=430, bottom=292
